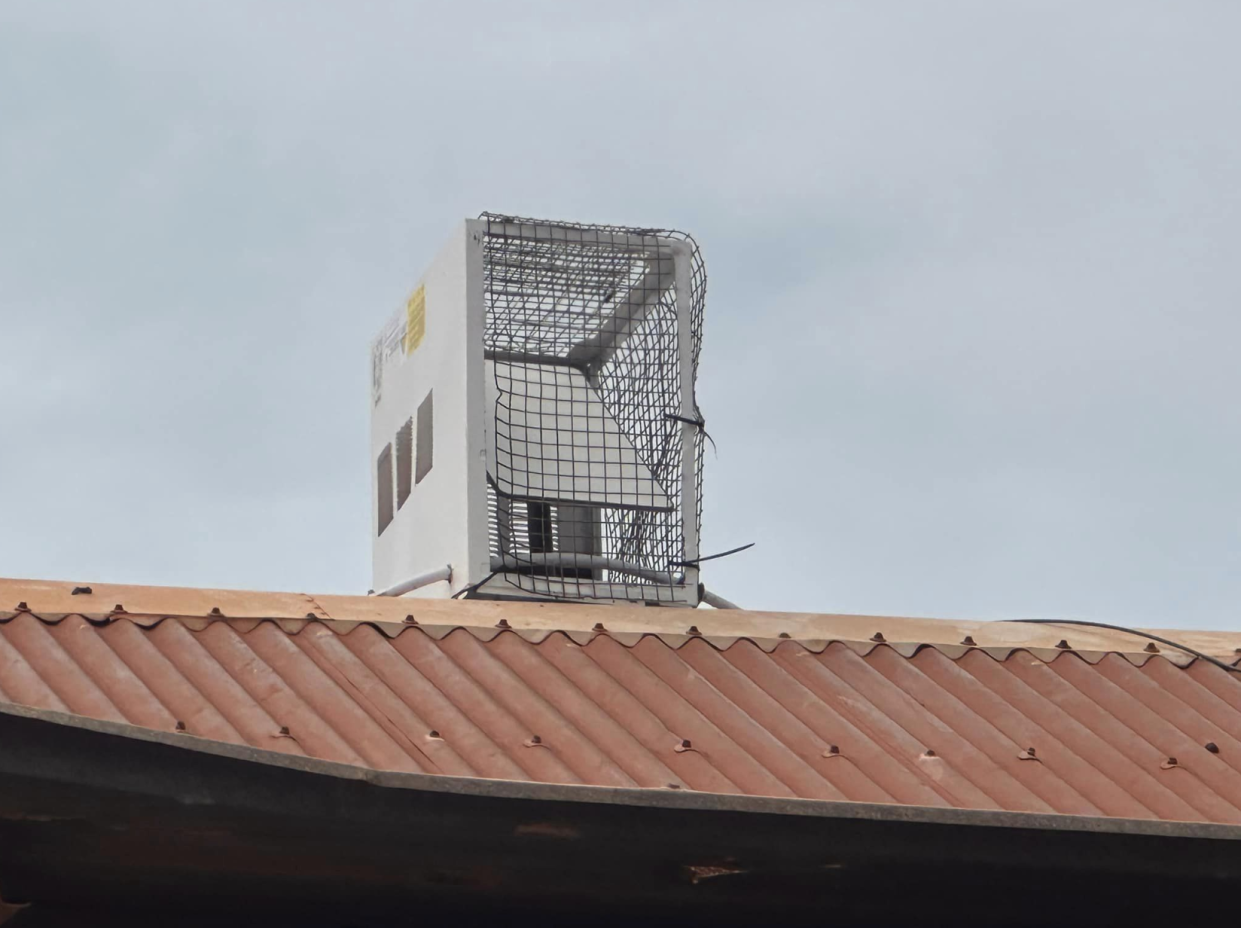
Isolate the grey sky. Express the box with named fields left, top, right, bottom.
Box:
left=3, top=2, right=1240, bottom=628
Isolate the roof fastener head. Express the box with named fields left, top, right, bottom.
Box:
left=1018, top=747, right=1039, bottom=761
left=687, top=625, right=702, bottom=636
left=823, top=745, right=840, bottom=757
left=305, top=612, right=318, bottom=620
left=404, top=614, right=419, bottom=625
left=174, top=720, right=187, bottom=733
left=71, top=586, right=92, bottom=596
left=961, top=635, right=977, bottom=647
left=1144, top=642, right=1160, bottom=653
left=209, top=607, right=223, bottom=616
left=593, top=622, right=606, bottom=632
left=923, top=749, right=937, bottom=758
left=276, top=726, right=291, bottom=737
left=778, top=632, right=791, bottom=639
left=666, top=783, right=682, bottom=790
left=675, top=738, right=693, bottom=753
left=14, top=602, right=28, bottom=612
left=112, top=604, right=126, bottom=614
left=1055, top=639, right=1072, bottom=650
left=496, top=618, right=511, bottom=629
left=525, top=734, right=543, bottom=747
left=1161, top=756, right=1179, bottom=769
left=427, top=730, right=441, bottom=739
left=870, top=632, right=886, bottom=643
left=1206, top=742, right=1220, bottom=754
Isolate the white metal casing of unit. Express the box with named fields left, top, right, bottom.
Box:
left=371, top=217, right=701, bottom=606
left=370, top=221, right=488, bottom=599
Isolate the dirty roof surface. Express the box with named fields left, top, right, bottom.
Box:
left=4, top=577, right=1241, bottom=825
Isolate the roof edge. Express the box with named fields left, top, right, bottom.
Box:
left=3, top=575, right=1239, bottom=663
left=0, top=610, right=1220, bottom=668
left=3, top=699, right=1239, bottom=841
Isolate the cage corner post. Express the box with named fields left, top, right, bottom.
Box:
left=674, top=241, right=701, bottom=605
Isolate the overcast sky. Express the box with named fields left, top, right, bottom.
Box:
left=3, top=2, right=1240, bottom=628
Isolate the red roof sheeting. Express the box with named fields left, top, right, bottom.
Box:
left=4, top=578, right=1241, bottom=824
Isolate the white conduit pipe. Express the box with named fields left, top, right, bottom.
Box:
left=490, top=554, right=683, bottom=586
left=700, top=587, right=740, bottom=610
left=377, top=565, right=453, bottom=597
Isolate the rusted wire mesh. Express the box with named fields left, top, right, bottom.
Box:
left=480, top=212, right=705, bottom=601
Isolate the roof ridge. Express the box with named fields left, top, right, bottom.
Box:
left=0, top=610, right=1218, bottom=669
left=3, top=576, right=1239, bottom=664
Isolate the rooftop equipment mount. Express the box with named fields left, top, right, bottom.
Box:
left=371, top=213, right=706, bottom=606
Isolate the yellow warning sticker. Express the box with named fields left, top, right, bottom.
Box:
left=404, top=284, right=426, bottom=355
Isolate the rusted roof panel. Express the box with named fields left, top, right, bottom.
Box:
left=4, top=577, right=1241, bottom=824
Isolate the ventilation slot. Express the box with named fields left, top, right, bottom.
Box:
left=416, top=390, right=434, bottom=484
left=376, top=444, right=394, bottom=536
left=396, top=419, right=413, bottom=509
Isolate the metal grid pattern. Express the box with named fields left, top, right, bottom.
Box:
left=480, top=213, right=706, bottom=602
left=6, top=591, right=1241, bottom=823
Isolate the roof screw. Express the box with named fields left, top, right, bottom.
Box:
left=675, top=739, right=693, bottom=753
left=71, top=586, right=93, bottom=596
left=276, top=726, right=291, bottom=737
left=404, top=615, right=419, bottom=625
left=209, top=607, right=223, bottom=616
left=427, top=730, right=441, bottom=739
left=1144, top=642, right=1160, bottom=653
left=524, top=735, right=544, bottom=748
left=961, top=635, right=977, bottom=647
left=1055, top=639, right=1072, bottom=650
left=870, top=632, right=886, bottom=643
left=496, top=618, right=511, bottom=629
left=1206, top=742, right=1220, bottom=754
left=823, top=745, right=841, bottom=757
left=592, top=622, right=606, bottom=632
left=174, top=720, right=187, bottom=733
left=778, top=632, right=791, bottom=639
left=305, top=612, right=318, bottom=620
left=687, top=625, right=702, bottom=636
left=1018, top=747, right=1040, bottom=761
left=113, top=604, right=126, bottom=614
left=1161, top=756, right=1179, bottom=769
left=923, top=749, right=937, bottom=758
left=14, top=602, right=28, bottom=612
left=666, top=783, right=682, bottom=790
left=1235, top=647, right=1241, bottom=656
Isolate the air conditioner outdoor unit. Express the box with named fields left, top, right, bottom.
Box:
left=370, top=213, right=706, bottom=606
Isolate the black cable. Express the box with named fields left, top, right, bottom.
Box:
left=665, top=412, right=717, bottom=455
left=451, top=571, right=499, bottom=600
left=1007, top=618, right=1241, bottom=675
left=671, top=542, right=755, bottom=568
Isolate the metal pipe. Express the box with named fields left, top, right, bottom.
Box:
left=377, top=565, right=452, bottom=597
left=700, top=587, right=740, bottom=610
left=490, top=554, right=683, bottom=586
left=483, top=349, right=590, bottom=372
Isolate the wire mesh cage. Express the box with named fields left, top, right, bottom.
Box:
left=480, top=213, right=706, bottom=602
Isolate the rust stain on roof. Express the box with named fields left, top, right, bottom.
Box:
left=4, top=577, right=1241, bottom=824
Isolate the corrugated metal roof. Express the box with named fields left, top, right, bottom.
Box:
left=4, top=577, right=1241, bottom=824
